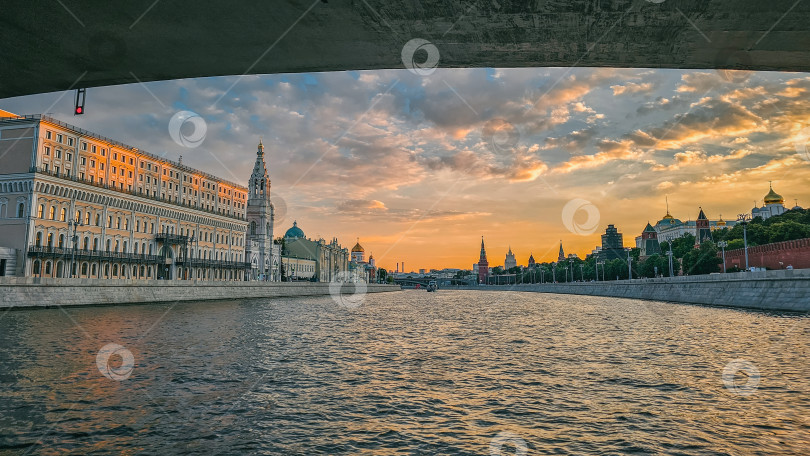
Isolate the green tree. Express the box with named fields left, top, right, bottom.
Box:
left=682, top=241, right=722, bottom=275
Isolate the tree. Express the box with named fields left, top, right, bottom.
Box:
left=377, top=268, right=387, bottom=283
left=280, top=262, right=287, bottom=281
left=682, top=241, right=722, bottom=275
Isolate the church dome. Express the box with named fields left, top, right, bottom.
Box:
left=351, top=240, right=364, bottom=252
left=716, top=215, right=726, bottom=227
left=764, top=183, right=784, bottom=205
left=284, top=221, right=305, bottom=239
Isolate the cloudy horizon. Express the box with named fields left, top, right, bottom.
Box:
left=2, top=67, right=809, bottom=270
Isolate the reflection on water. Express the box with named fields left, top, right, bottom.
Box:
left=0, top=291, right=808, bottom=455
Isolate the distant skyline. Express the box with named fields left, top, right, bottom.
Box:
left=2, top=68, right=809, bottom=269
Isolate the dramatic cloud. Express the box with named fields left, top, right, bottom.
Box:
left=2, top=67, right=808, bottom=270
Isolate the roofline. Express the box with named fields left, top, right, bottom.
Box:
left=0, top=114, right=248, bottom=191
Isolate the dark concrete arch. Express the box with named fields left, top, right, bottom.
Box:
left=2, top=0, right=810, bottom=99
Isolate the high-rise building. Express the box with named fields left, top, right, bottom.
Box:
left=599, top=224, right=626, bottom=261
left=504, top=246, right=516, bottom=270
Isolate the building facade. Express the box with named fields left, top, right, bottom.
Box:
left=283, top=221, right=350, bottom=282
left=752, top=183, right=786, bottom=220
left=0, top=114, right=257, bottom=280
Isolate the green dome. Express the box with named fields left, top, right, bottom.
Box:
left=284, top=221, right=305, bottom=239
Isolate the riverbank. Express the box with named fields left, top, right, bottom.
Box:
left=452, top=269, right=810, bottom=312
left=0, top=277, right=400, bottom=309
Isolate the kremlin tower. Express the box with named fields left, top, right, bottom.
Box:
left=477, top=237, right=489, bottom=284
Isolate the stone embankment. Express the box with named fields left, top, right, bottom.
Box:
left=456, top=269, right=810, bottom=312
left=0, top=277, right=400, bottom=309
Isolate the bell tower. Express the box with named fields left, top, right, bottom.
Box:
left=245, top=139, right=275, bottom=280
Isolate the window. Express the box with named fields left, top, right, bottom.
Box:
left=93, top=238, right=98, bottom=251
left=37, top=204, right=44, bottom=218
left=101, top=148, right=106, bottom=156
left=84, top=212, right=90, bottom=224
left=44, top=146, right=50, bottom=156
left=67, top=138, right=73, bottom=146
left=106, top=239, right=111, bottom=252
left=33, top=260, right=41, bottom=275
left=55, top=149, right=62, bottom=159
left=59, top=208, right=66, bottom=221
left=80, top=157, right=86, bottom=165
left=121, top=154, right=126, bottom=162
left=47, top=233, right=53, bottom=247
left=90, top=159, right=95, bottom=168
left=114, top=240, right=120, bottom=253
left=112, top=166, right=116, bottom=174
left=128, top=171, right=133, bottom=178
left=108, top=215, right=112, bottom=228
left=123, top=241, right=127, bottom=253
left=74, top=210, right=80, bottom=222
left=83, top=237, right=89, bottom=250
left=116, top=217, right=121, bottom=229
left=250, top=221, right=256, bottom=235
left=140, top=162, right=144, bottom=168
left=49, top=206, right=55, bottom=220
left=58, top=234, right=64, bottom=248
left=125, top=219, right=129, bottom=230
left=66, top=153, right=72, bottom=161
left=100, top=163, right=104, bottom=170
left=95, top=213, right=100, bottom=226
left=35, top=232, right=42, bottom=246
left=46, top=131, right=52, bottom=140
left=56, top=134, right=63, bottom=143
left=81, top=142, right=87, bottom=151
left=113, top=153, right=117, bottom=160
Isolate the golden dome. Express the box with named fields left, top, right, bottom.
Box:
left=716, top=215, right=726, bottom=227
left=764, top=183, right=784, bottom=205
left=351, top=239, right=364, bottom=252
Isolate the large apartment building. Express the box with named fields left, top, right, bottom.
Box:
left=0, top=114, right=273, bottom=281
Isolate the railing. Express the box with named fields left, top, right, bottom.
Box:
left=28, top=246, right=162, bottom=263
left=188, top=259, right=250, bottom=269
left=29, top=166, right=245, bottom=221
left=28, top=246, right=249, bottom=269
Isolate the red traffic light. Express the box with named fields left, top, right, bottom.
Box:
left=74, top=88, right=86, bottom=115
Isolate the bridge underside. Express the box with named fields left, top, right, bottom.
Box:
left=2, top=0, right=810, bottom=99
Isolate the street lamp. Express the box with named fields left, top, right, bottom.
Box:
left=579, top=264, right=584, bottom=282
left=666, top=242, right=674, bottom=277
left=68, top=218, right=83, bottom=278
left=736, top=214, right=750, bottom=271
left=626, top=248, right=632, bottom=281
left=568, top=258, right=573, bottom=283
left=552, top=262, right=557, bottom=283
left=718, top=240, right=728, bottom=273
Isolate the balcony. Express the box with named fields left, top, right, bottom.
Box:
left=28, top=246, right=163, bottom=263
left=155, top=233, right=190, bottom=245
left=29, top=166, right=246, bottom=221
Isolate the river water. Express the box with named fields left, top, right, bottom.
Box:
left=0, top=290, right=808, bottom=455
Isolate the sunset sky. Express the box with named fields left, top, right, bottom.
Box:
left=2, top=67, right=810, bottom=270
